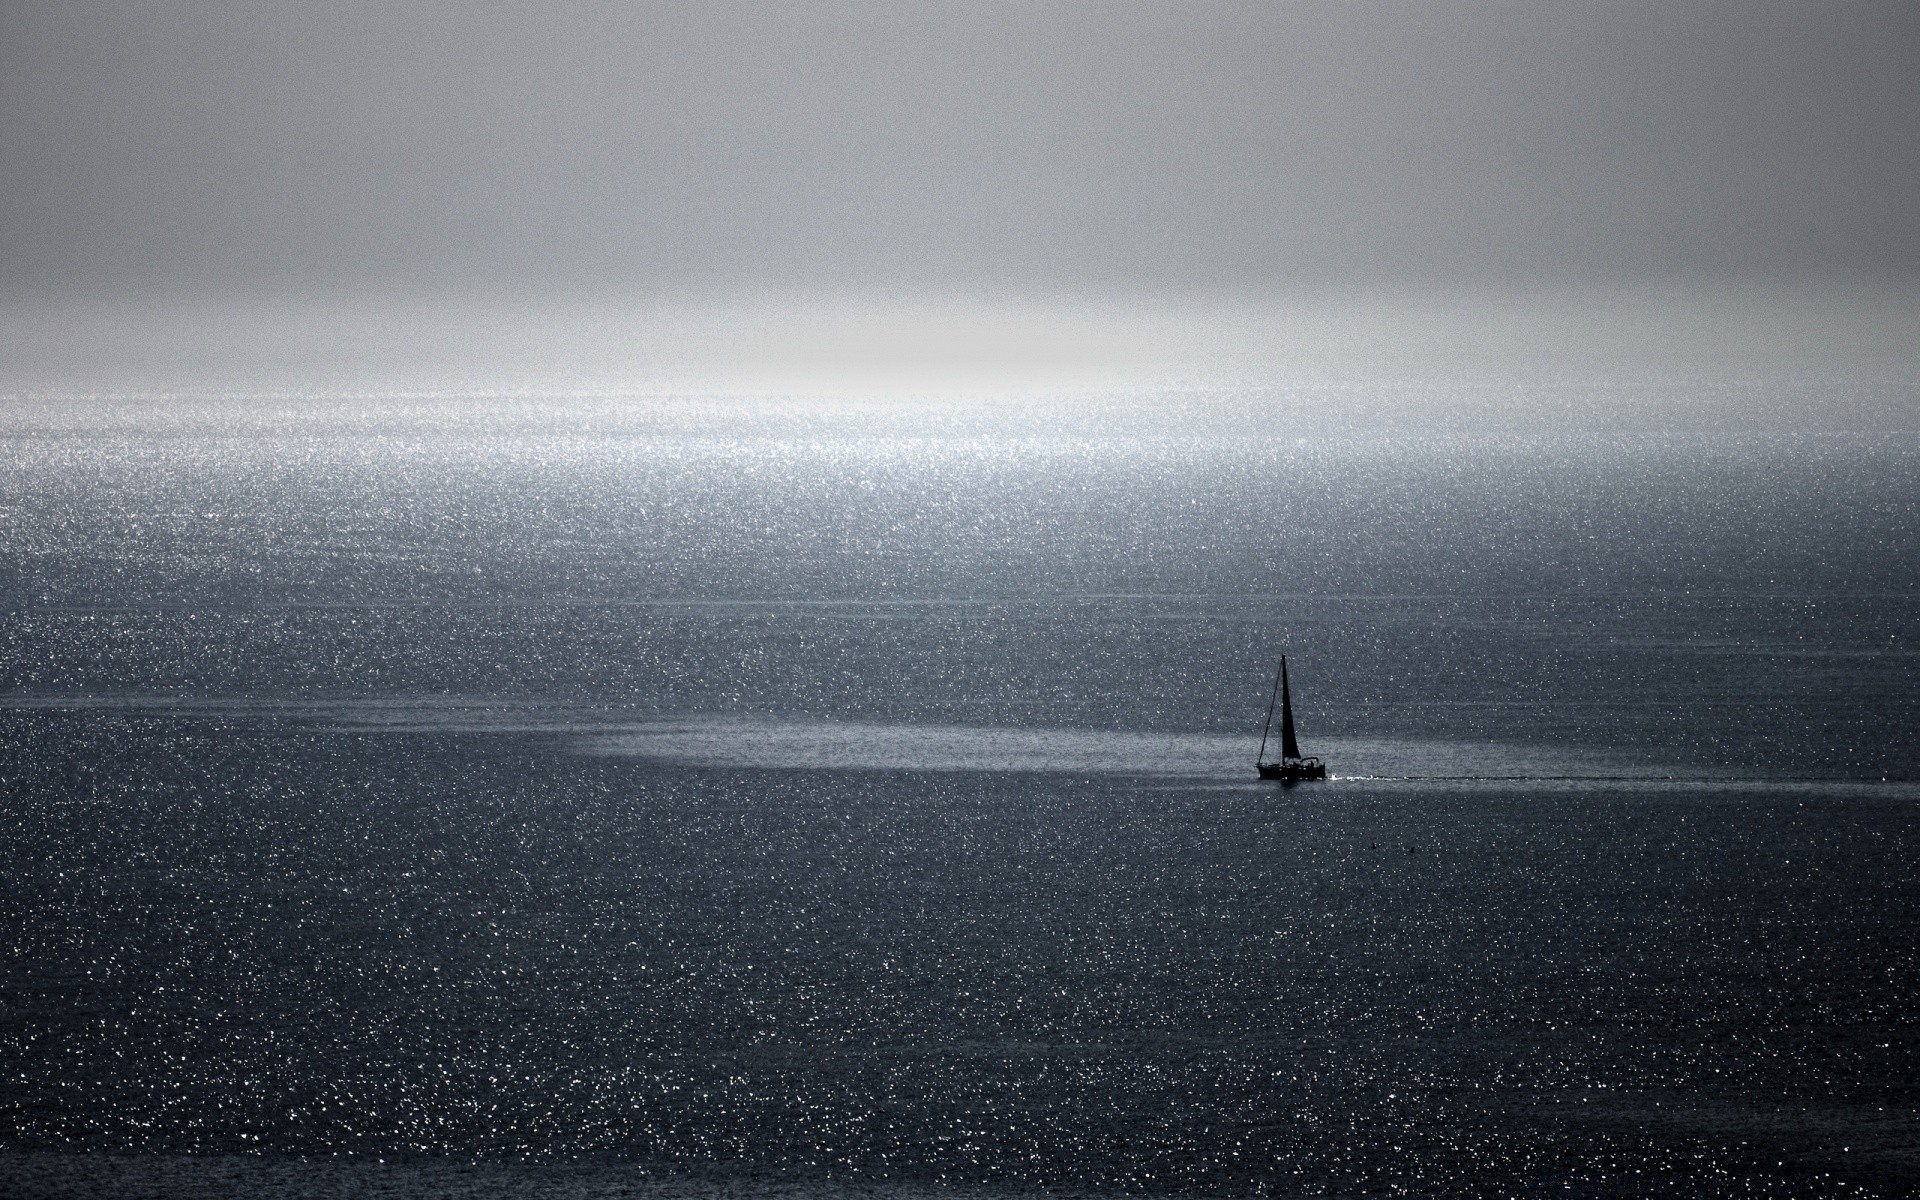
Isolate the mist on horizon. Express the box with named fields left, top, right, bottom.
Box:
left=2, top=1, right=1916, bottom=409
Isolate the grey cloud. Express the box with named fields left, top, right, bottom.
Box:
left=3, top=0, right=1918, bottom=297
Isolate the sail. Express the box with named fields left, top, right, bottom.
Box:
left=1257, top=655, right=1282, bottom=765
left=1279, top=656, right=1301, bottom=760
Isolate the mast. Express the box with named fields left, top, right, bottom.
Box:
left=1256, top=656, right=1283, bottom=766
left=1280, top=656, right=1301, bottom=761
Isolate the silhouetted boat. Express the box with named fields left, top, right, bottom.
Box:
left=1256, top=655, right=1327, bottom=782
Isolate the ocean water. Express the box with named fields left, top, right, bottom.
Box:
left=1, top=395, right=1916, bottom=1197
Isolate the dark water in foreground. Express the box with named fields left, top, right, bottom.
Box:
left=1, top=398, right=1917, bottom=1196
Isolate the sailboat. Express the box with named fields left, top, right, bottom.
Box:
left=1256, top=655, right=1328, bottom=782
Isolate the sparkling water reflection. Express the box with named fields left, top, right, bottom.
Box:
left=0, top=400, right=1915, bottom=1196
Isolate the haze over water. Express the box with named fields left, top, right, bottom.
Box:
left=6, top=2, right=1920, bottom=1196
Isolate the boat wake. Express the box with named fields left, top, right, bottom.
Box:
left=583, top=719, right=1242, bottom=776
left=581, top=720, right=1904, bottom=792
left=5, top=695, right=1908, bottom=793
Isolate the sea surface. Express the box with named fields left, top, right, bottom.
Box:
left=1, top=395, right=1916, bottom=1197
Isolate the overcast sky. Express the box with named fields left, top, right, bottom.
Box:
left=6, top=0, right=1918, bottom=297
left=2, top=1, right=1917, bottom=394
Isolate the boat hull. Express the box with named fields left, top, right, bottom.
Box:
left=1258, top=759, right=1327, bottom=782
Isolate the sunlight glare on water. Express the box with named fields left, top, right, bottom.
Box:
left=0, top=394, right=1916, bottom=1197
